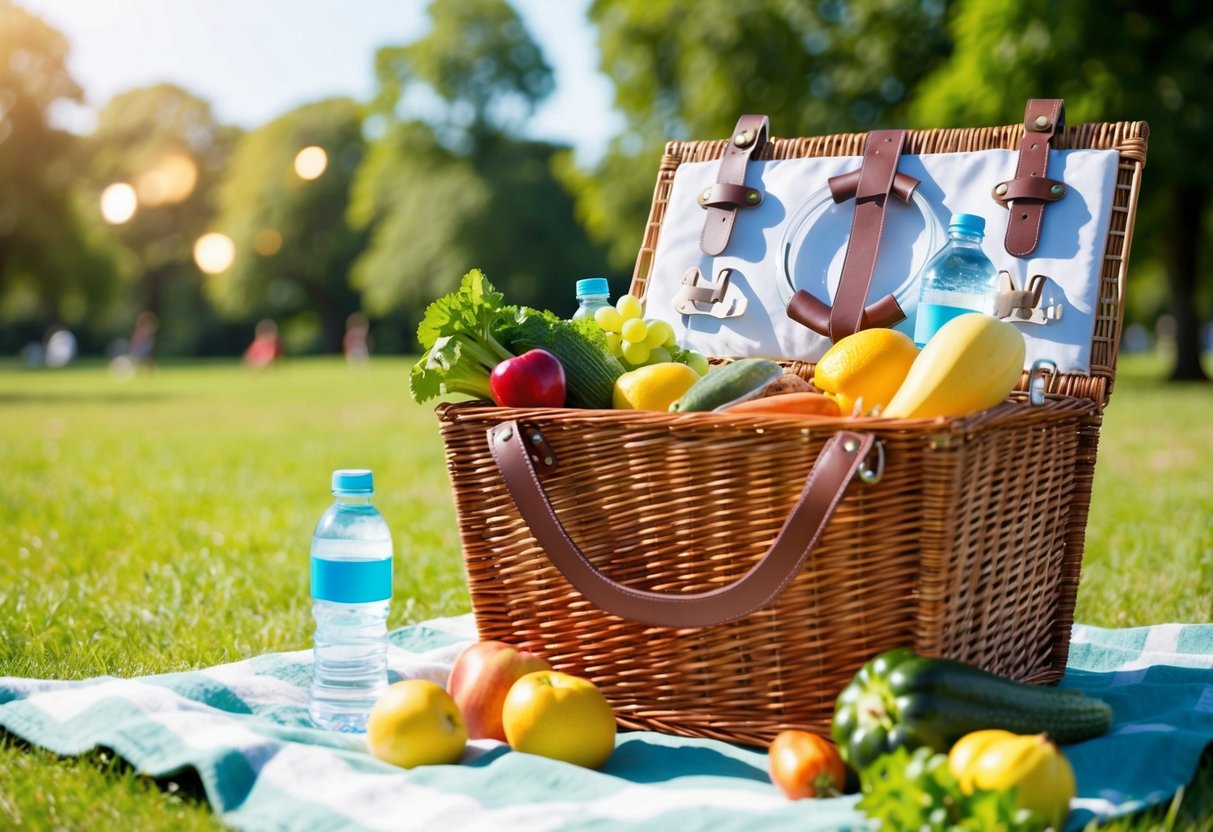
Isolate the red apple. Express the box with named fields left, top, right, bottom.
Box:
left=488, top=349, right=567, bottom=408
left=447, top=640, right=552, bottom=741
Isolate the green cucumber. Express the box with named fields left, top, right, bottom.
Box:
left=670, top=358, right=783, bottom=412
left=832, top=649, right=1114, bottom=770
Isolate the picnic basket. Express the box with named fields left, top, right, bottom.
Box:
left=436, top=113, right=1148, bottom=747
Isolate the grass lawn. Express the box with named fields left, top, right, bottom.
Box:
left=1, top=354, right=1210, bottom=829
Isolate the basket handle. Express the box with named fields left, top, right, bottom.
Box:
left=488, top=421, right=875, bottom=628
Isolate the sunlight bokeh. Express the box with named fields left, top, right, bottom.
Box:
left=294, top=146, right=327, bottom=180
left=193, top=232, right=236, bottom=274
left=99, top=182, right=137, bottom=224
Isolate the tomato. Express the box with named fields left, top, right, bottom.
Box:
left=947, top=730, right=1076, bottom=828
left=502, top=670, right=616, bottom=769
left=768, top=729, right=846, bottom=799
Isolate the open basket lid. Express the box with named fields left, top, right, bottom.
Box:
left=631, top=117, right=1149, bottom=409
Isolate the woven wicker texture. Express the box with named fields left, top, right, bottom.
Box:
left=439, top=120, right=1146, bottom=747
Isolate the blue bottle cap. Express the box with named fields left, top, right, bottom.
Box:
left=331, top=469, right=373, bottom=495
left=575, top=277, right=610, bottom=298
left=949, top=213, right=986, bottom=236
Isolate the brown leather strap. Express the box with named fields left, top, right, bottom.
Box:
left=488, top=422, right=875, bottom=628
left=829, top=130, right=908, bottom=342
left=1003, top=99, right=1065, bottom=258
left=700, top=114, right=769, bottom=256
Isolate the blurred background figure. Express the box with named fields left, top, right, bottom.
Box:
left=343, top=312, right=371, bottom=365
left=129, top=311, right=159, bottom=369
left=244, top=319, right=282, bottom=369
left=44, top=327, right=77, bottom=368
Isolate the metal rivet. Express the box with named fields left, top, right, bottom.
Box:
left=543, top=456, right=554, bottom=466
left=531, top=433, right=543, bottom=444
left=745, top=191, right=760, bottom=205
left=1050, top=184, right=1064, bottom=197
left=843, top=438, right=859, bottom=454
left=1033, top=115, right=1051, bottom=130
left=499, top=427, right=513, bottom=442
left=733, top=129, right=754, bottom=147
left=995, top=183, right=1008, bottom=196
left=702, top=189, right=713, bottom=201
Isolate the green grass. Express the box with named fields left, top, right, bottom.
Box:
left=1, top=355, right=1210, bottom=829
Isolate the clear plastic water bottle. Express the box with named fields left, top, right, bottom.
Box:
left=572, top=277, right=611, bottom=321
left=912, top=213, right=1000, bottom=347
left=310, top=469, right=393, bottom=733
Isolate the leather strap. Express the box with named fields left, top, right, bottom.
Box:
left=488, top=421, right=875, bottom=629
left=786, top=130, right=910, bottom=342
left=700, top=114, right=769, bottom=256
left=1003, top=99, right=1066, bottom=258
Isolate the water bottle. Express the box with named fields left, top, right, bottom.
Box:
left=310, top=469, right=393, bottom=732
left=912, top=213, right=1000, bottom=347
left=572, top=277, right=611, bottom=321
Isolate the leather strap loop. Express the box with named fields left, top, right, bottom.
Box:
left=700, top=114, right=769, bottom=256
left=992, top=176, right=1065, bottom=205
left=488, top=421, right=875, bottom=629
left=829, top=169, right=919, bottom=205
left=1003, top=99, right=1065, bottom=258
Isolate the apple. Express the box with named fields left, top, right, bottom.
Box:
left=489, top=349, right=567, bottom=407
left=366, top=679, right=467, bottom=769
left=447, top=640, right=552, bottom=742
left=502, top=670, right=616, bottom=769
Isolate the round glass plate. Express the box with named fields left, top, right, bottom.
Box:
left=776, top=183, right=945, bottom=324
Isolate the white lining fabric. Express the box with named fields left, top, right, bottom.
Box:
left=642, top=148, right=1120, bottom=374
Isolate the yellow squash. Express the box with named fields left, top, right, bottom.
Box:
left=947, top=730, right=1076, bottom=829
left=882, top=313, right=1025, bottom=419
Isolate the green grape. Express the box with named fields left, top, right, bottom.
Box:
left=621, top=340, right=651, bottom=365
left=664, top=329, right=678, bottom=348
left=644, top=320, right=673, bottom=348
left=620, top=318, right=649, bottom=343
left=615, top=294, right=643, bottom=320
left=605, top=332, right=623, bottom=356
left=684, top=352, right=711, bottom=376
left=594, top=305, right=623, bottom=333
left=649, top=347, right=672, bottom=364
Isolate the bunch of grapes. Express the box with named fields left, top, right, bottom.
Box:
left=594, top=294, right=710, bottom=375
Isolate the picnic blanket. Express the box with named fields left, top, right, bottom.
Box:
left=2, top=616, right=1211, bottom=831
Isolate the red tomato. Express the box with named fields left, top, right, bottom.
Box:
left=768, top=729, right=846, bottom=799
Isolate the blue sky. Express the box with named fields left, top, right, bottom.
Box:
left=19, top=0, right=622, bottom=164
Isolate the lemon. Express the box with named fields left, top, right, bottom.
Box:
left=613, top=362, right=700, bottom=411
left=813, top=328, right=919, bottom=416
left=366, top=680, right=467, bottom=769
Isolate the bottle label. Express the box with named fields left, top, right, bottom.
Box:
left=311, top=557, right=392, bottom=603
left=913, top=303, right=980, bottom=346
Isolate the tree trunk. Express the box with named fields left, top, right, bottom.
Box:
left=1164, top=186, right=1209, bottom=381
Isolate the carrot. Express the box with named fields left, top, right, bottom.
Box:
left=723, top=392, right=841, bottom=417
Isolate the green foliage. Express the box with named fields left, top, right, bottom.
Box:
left=209, top=98, right=366, bottom=353
left=80, top=84, right=239, bottom=353
left=372, top=0, right=554, bottom=153
left=353, top=1, right=612, bottom=340
left=0, top=1, right=117, bottom=338
left=858, top=747, right=1045, bottom=831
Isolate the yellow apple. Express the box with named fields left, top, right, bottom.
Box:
left=501, top=670, right=616, bottom=769
left=366, top=679, right=467, bottom=769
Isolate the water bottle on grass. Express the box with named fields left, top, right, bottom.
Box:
left=912, top=213, right=1000, bottom=347
left=310, top=469, right=393, bottom=732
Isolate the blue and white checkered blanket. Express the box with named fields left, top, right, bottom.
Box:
left=2, top=616, right=1211, bottom=831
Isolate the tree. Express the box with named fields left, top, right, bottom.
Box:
left=566, top=0, right=952, bottom=270
left=82, top=83, right=239, bottom=354
left=351, top=0, right=609, bottom=335
left=208, top=98, right=367, bottom=354
left=910, top=0, right=1213, bottom=381
left=0, top=0, right=116, bottom=345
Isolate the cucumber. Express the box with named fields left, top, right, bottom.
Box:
left=833, top=649, right=1114, bottom=769
left=670, top=358, right=783, bottom=412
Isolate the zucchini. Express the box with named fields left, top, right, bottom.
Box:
left=831, top=648, right=1113, bottom=770
left=670, top=358, right=783, bottom=412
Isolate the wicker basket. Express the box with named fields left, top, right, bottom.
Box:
left=436, top=119, right=1148, bottom=747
